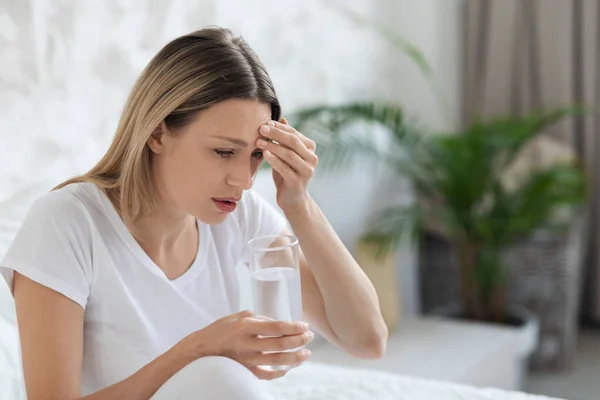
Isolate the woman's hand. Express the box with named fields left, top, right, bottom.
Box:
left=256, top=118, right=318, bottom=212
left=180, top=310, right=314, bottom=380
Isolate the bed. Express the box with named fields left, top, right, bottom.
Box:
left=268, top=362, right=564, bottom=400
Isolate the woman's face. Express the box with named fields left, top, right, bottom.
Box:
left=149, top=98, right=271, bottom=224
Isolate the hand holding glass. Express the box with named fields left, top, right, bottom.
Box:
left=247, top=234, right=305, bottom=371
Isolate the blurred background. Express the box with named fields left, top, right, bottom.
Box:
left=0, top=0, right=598, bottom=399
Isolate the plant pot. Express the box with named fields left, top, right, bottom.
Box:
left=355, top=241, right=401, bottom=331
left=420, top=220, right=584, bottom=370
left=432, top=303, right=539, bottom=389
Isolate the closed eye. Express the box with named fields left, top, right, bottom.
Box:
left=214, top=149, right=234, bottom=158
left=214, top=149, right=264, bottom=160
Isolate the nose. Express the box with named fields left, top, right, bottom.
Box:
left=226, top=161, right=254, bottom=190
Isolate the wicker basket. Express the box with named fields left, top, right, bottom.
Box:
left=419, top=219, right=585, bottom=371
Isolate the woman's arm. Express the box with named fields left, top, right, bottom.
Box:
left=284, top=197, right=388, bottom=359
left=13, top=272, right=196, bottom=400
left=256, top=118, right=387, bottom=359
left=13, top=273, right=312, bottom=400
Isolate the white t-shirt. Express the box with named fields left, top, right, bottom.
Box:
left=0, top=182, right=288, bottom=395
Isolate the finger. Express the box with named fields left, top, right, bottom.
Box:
left=253, top=348, right=311, bottom=367
left=254, top=331, right=315, bottom=352
left=233, top=310, right=254, bottom=318
left=245, top=317, right=309, bottom=336
left=277, top=119, right=317, bottom=152
left=304, top=137, right=317, bottom=152
left=258, top=139, right=314, bottom=178
left=264, top=150, right=299, bottom=183
left=217, top=310, right=253, bottom=322
left=248, top=365, right=290, bottom=381
left=259, top=123, right=316, bottom=163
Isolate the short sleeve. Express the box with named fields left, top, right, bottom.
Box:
left=0, top=192, right=93, bottom=309
left=237, top=189, right=289, bottom=249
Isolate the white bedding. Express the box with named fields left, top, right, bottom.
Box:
left=269, top=362, right=564, bottom=400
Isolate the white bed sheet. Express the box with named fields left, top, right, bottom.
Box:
left=269, top=362, right=565, bottom=400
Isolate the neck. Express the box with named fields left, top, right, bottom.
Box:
left=125, top=183, right=197, bottom=257
left=104, top=185, right=199, bottom=279
left=130, top=207, right=199, bottom=280
left=129, top=210, right=196, bottom=255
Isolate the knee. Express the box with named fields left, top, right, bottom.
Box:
left=153, top=356, right=274, bottom=400
left=189, top=356, right=254, bottom=379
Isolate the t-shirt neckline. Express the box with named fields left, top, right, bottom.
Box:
left=91, top=183, right=208, bottom=289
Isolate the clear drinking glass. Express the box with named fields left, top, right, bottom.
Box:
left=247, top=234, right=304, bottom=371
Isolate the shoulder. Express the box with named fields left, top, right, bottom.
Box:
left=1, top=183, right=98, bottom=306
left=19, top=183, right=108, bottom=242
left=28, top=183, right=94, bottom=224
left=7, top=182, right=105, bottom=263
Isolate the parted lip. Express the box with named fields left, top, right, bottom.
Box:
left=212, top=197, right=241, bottom=202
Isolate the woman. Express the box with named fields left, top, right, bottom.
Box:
left=1, top=27, right=387, bottom=399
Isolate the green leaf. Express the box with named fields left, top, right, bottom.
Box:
left=291, top=102, right=415, bottom=173
left=470, top=106, right=588, bottom=173
left=482, top=164, right=587, bottom=244
left=358, top=204, right=423, bottom=260
left=294, top=102, right=411, bottom=140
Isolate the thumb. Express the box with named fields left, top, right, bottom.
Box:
left=280, top=117, right=289, bottom=125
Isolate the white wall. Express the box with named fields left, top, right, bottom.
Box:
left=0, top=0, right=463, bottom=316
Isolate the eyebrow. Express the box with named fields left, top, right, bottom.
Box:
left=210, top=135, right=249, bottom=148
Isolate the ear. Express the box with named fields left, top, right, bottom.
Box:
left=147, top=121, right=168, bottom=154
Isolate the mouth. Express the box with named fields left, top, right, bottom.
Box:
left=211, top=197, right=240, bottom=213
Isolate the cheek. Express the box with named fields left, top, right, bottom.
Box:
left=170, top=147, right=199, bottom=176
left=162, top=145, right=207, bottom=189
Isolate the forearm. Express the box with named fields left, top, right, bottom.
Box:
left=285, top=196, right=387, bottom=356
left=81, top=339, right=198, bottom=400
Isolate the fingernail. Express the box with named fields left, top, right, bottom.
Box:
left=267, top=120, right=275, bottom=126
left=306, top=331, right=315, bottom=340
left=301, top=349, right=312, bottom=357
left=300, top=322, right=310, bottom=330
left=260, top=125, right=270, bottom=134
left=257, top=138, right=268, bottom=149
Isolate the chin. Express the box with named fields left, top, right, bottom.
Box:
left=194, top=209, right=230, bottom=226
left=205, top=214, right=229, bottom=225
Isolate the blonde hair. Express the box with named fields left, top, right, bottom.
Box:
left=56, top=27, right=281, bottom=223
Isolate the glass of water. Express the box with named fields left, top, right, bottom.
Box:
left=247, top=234, right=304, bottom=371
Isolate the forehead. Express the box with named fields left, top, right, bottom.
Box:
left=190, top=98, right=272, bottom=140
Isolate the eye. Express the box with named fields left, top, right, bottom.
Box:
left=214, top=149, right=234, bottom=158
left=252, top=150, right=264, bottom=160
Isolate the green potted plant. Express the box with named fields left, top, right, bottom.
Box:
left=286, top=3, right=589, bottom=380
left=292, top=104, right=587, bottom=388
left=294, top=104, right=587, bottom=325
left=289, top=6, right=587, bottom=329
